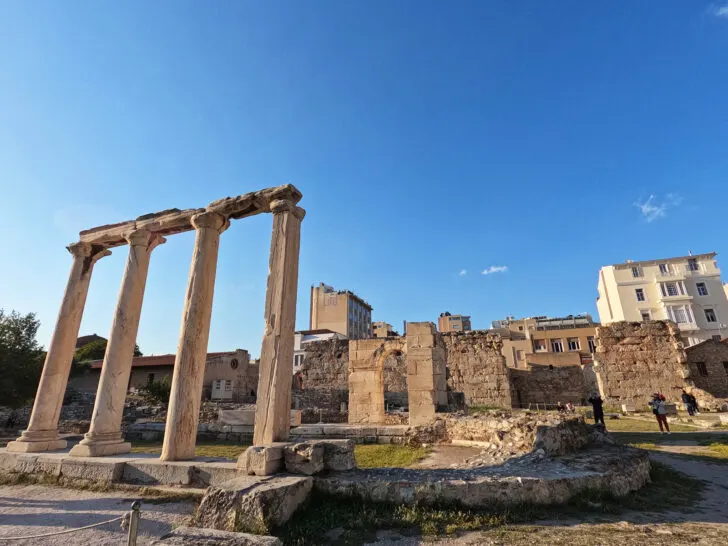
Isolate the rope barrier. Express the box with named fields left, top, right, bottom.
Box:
left=0, top=515, right=125, bottom=541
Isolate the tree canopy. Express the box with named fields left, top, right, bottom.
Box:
left=0, top=309, right=45, bottom=408
left=74, top=338, right=142, bottom=362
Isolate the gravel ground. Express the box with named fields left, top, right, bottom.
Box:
left=0, top=485, right=195, bottom=545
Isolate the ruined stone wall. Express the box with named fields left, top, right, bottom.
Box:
left=510, top=365, right=587, bottom=407
left=442, top=331, right=512, bottom=408
left=595, top=321, right=689, bottom=406
left=299, top=338, right=350, bottom=390
left=685, top=339, right=728, bottom=401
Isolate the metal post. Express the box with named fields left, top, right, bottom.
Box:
left=126, top=501, right=141, bottom=546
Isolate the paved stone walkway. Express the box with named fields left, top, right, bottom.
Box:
left=0, top=485, right=194, bottom=545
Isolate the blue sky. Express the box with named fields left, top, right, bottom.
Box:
left=1, top=1, right=727, bottom=357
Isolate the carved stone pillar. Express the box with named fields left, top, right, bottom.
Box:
left=7, top=242, right=110, bottom=453
left=253, top=201, right=304, bottom=445
left=70, top=230, right=165, bottom=457
left=160, top=212, right=228, bottom=461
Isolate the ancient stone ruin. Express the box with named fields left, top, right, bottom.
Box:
left=6, top=184, right=305, bottom=460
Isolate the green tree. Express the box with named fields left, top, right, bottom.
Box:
left=74, top=339, right=142, bottom=362
left=0, top=309, right=45, bottom=408
left=140, top=377, right=171, bottom=406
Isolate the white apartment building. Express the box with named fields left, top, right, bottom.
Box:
left=596, top=253, right=728, bottom=346
left=293, top=329, right=346, bottom=374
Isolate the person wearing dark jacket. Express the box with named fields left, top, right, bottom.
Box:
left=681, top=390, right=694, bottom=416
left=588, top=393, right=606, bottom=427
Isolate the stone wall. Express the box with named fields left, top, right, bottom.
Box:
left=594, top=321, right=690, bottom=406
left=299, top=339, right=349, bottom=391
left=685, top=339, right=728, bottom=400
left=442, top=331, right=512, bottom=408
left=510, top=364, right=587, bottom=407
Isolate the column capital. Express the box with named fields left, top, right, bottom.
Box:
left=269, top=199, right=295, bottom=215
left=125, top=229, right=166, bottom=252
left=192, top=211, right=229, bottom=233
left=293, top=206, right=306, bottom=221
left=67, top=242, right=111, bottom=263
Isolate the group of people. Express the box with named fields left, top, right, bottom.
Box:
left=681, top=389, right=700, bottom=416
left=556, top=401, right=576, bottom=413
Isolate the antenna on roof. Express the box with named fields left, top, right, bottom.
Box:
left=689, top=250, right=692, bottom=256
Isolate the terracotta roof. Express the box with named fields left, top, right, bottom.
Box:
left=89, top=351, right=237, bottom=369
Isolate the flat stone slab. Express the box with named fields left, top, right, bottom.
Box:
left=195, top=475, right=313, bottom=534
left=0, top=448, right=241, bottom=488
left=315, top=446, right=650, bottom=507
left=153, top=526, right=281, bottom=545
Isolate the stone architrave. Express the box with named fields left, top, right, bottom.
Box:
left=161, top=212, right=228, bottom=461
left=70, top=230, right=165, bottom=457
left=253, top=201, right=305, bottom=445
left=7, top=242, right=110, bottom=453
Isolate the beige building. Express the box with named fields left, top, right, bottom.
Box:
left=597, top=253, right=728, bottom=346
left=372, top=321, right=397, bottom=338
left=70, top=349, right=258, bottom=401
left=492, top=315, right=599, bottom=368
left=438, top=312, right=472, bottom=333
left=309, top=282, right=372, bottom=339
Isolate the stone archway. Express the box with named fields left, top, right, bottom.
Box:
left=348, top=338, right=406, bottom=424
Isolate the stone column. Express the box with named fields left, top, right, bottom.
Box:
left=70, top=230, right=165, bottom=457
left=7, top=242, right=110, bottom=453
left=160, top=212, right=228, bottom=461
left=253, top=201, right=304, bottom=445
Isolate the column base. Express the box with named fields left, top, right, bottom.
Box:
left=6, top=430, right=67, bottom=453
left=69, top=441, right=131, bottom=458
left=69, top=431, right=131, bottom=458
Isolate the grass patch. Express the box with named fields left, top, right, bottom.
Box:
left=613, top=432, right=728, bottom=463
left=596, top=417, right=697, bottom=433
left=353, top=444, right=427, bottom=468
left=130, top=440, right=249, bottom=460
left=277, top=462, right=704, bottom=544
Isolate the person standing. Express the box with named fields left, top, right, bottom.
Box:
left=681, top=390, right=694, bottom=416
left=688, top=393, right=700, bottom=415
left=588, top=393, right=606, bottom=427
left=649, top=393, right=671, bottom=434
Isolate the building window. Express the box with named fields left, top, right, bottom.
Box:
left=516, top=350, right=525, bottom=361
left=551, top=339, right=564, bottom=353
left=587, top=336, right=597, bottom=352
left=695, top=362, right=708, bottom=377
left=723, top=362, right=728, bottom=376
left=661, top=282, right=680, bottom=297
left=688, top=258, right=699, bottom=272
left=224, top=380, right=232, bottom=391
left=696, top=282, right=709, bottom=296
left=567, top=338, right=580, bottom=351
left=659, top=263, right=669, bottom=275
left=640, top=310, right=651, bottom=321
left=712, top=335, right=722, bottom=341
left=534, top=339, right=546, bottom=352
left=705, top=308, right=717, bottom=323
left=671, top=307, right=688, bottom=323
left=147, top=373, right=155, bottom=385
left=631, top=266, right=642, bottom=278
left=635, top=288, right=645, bottom=302
left=230, top=358, right=239, bottom=370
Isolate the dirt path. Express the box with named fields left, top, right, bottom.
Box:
left=411, top=445, right=482, bottom=469
left=0, top=484, right=195, bottom=545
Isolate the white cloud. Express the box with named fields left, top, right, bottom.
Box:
left=633, top=193, right=681, bottom=223
left=458, top=269, right=467, bottom=277
left=711, top=3, right=728, bottom=18
left=481, top=265, right=508, bottom=275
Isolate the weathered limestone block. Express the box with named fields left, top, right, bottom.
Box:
left=310, top=439, right=356, bottom=471
left=195, top=475, right=313, bottom=534
left=153, top=526, right=282, bottom=545
left=284, top=442, right=324, bottom=475
left=122, top=460, right=193, bottom=485
left=237, top=444, right=287, bottom=476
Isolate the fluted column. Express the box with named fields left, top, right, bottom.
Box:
left=253, top=200, right=305, bottom=445
left=70, top=230, right=165, bottom=457
left=7, top=242, right=110, bottom=453
left=160, top=212, right=228, bottom=461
